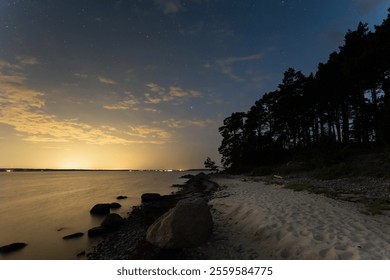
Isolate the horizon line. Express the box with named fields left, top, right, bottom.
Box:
left=0, top=168, right=210, bottom=172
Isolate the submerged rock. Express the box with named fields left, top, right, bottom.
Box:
left=116, top=195, right=128, bottom=200
left=90, top=203, right=111, bottom=215
left=146, top=198, right=213, bottom=249
left=0, top=242, right=27, bottom=254
left=62, top=232, right=84, bottom=240
left=101, top=213, right=124, bottom=228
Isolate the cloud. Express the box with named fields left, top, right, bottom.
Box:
left=74, top=73, right=88, bottom=79
left=0, top=74, right=27, bottom=85
left=98, top=76, right=117, bottom=85
left=16, top=56, right=40, bottom=65
left=127, top=125, right=171, bottom=141
left=144, top=83, right=201, bottom=104
left=105, top=83, right=201, bottom=109
left=216, top=53, right=265, bottom=82
left=103, top=92, right=139, bottom=110
left=0, top=59, right=21, bottom=70
left=0, top=61, right=168, bottom=145
left=157, top=118, right=215, bottom=129
left=154, top=0, right=183, bottom=14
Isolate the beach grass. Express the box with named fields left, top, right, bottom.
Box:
left=283, top=182, right=333, bottom=195
left=283, top=183, right=390, bottom=215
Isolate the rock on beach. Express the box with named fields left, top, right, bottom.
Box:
left=146, top=198, right=213, bottom=249
left=88, top=173, right=218, bottom=259
left=101, top=213, right=124, bottom=228
left=88, top=227, right=108, bottom=237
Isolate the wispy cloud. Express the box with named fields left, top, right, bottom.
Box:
left=159, top=118, right=211, bottom=128
left=144, top=83, right=201, bottom=104
left=128, top=126, right=171, bottom=139
left=0, top=59, right=21, bottom=70
left=98, top=76, right=117, bottom=85
left=0, top=60, right=168, bottom=145
left=103, top=92, right=139, bottom=110
left=154, top=0, right=183, bottom=14
left=216, top=53, right=265, bottom=82
left=127, top=125, right=171, bottom=142
left=74, top=73, right=88, bottom=79
left=16, top=56, right=40, bottom=65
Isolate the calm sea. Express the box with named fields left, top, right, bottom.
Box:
left=0, top=171, right=189, bottom=260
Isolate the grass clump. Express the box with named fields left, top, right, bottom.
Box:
left=283, top=182, right=333, bottom=195
left=365, top=197, right=390, bottom=215
left=284, top=183, right=390, bottom=215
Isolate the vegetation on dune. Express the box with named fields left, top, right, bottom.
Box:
left=283, top=182, right=390, bottom=215
left=218, top=10, right=390, bottom=176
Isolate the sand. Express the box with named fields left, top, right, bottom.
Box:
left=189, top=176, right=390, bottom=260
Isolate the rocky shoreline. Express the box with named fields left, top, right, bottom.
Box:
left=86, top=173, right=390, bottom=260
left=87, top=173, right=220, bottom=259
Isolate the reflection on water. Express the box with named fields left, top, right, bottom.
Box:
left=0, top=171, right=187, bottom=260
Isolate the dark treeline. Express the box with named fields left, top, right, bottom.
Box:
left=219, top=10, right=390, bottom=172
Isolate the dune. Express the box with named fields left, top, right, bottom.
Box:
left=191, top=176, right=390, bottom=260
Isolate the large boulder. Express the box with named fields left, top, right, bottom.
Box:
left=0, top=242, right=27, bottom=254
left=90, top=203, right=111, bottom=215
left=101, top=213, right=124, bottom=228
left=146, top=198, right=213, bottom=249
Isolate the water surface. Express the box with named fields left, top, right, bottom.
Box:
left=0, top=171, right=187, bottom=259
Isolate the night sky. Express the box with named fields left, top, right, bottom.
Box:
left=1, top=0, right=390, bottom=169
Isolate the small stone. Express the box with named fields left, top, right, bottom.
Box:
left=0, top=242, right=27, bottom=254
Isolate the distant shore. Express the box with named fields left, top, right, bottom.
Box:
left=88, top=173, right=390, bottom=260
left=0, top=168, right=210, bottom=172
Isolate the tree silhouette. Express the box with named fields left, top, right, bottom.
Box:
left=218, top=10, right=390, bottom=171
left=204, top=157, right=218, bottom=171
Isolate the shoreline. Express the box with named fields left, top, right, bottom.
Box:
left=87, top=173, right=219, bottom=259
left=87, top=173, right=390, bottom=260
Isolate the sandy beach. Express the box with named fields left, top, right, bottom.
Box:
left=186, top=176, right=390, bottom=260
